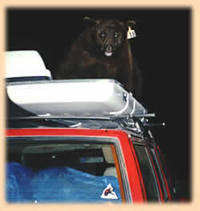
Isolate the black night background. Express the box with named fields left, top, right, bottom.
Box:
left=6, top=8, right=191, bottom=200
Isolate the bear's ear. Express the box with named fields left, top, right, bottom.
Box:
left=127, top=20, right=136, bottom=29
left=83, top=17, right=96, bottom=27
left=120, top=20, right=136, bottom=31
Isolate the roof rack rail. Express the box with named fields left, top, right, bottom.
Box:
left=7, top=113, right=164, bottom=138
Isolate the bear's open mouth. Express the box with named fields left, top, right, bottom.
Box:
left=104, top=45, right=113, bottom=57
left=105, top=51, right=112, bottom=57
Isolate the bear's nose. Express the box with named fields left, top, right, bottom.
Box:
left=106, top=45, right=112, bottom=52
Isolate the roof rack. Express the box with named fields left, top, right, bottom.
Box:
left=6, top=77, right=165, bottom=136
left=7, top=112, right=165, bottom=141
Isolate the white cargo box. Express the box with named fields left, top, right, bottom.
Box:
left=7, top=79, right=146, bottom=117
left=6, top=50, right=52, bottom=82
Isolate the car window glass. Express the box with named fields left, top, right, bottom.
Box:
left=156, top=148, right=173, bottom=192
left=133, top=144, right=160, bottom=201
left=149, top=148, right=168, bottom=200
left=7, top=141, right=123, bottom=203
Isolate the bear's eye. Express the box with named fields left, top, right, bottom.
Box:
left=114, top=32, right=119, bottom=38
left=99, top=32, right=106, bottom=38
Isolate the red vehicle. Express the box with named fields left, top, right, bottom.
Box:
left=6, top=51, right=175, bottom=203
left=6, top=115, right=175, bottom=203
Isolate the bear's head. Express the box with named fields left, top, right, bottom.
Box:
left=84, top=17, right=136, bottom=58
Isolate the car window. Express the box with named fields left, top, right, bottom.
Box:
left=156, top=147, right=174, bottom=196
left=6, top=140, right=124, bottom=203
left=133, top=144, right=160, bottom=201
left=148, top=148, right=169, bottom=200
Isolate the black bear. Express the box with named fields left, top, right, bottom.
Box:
left=56, top=17, right=142, bottom=99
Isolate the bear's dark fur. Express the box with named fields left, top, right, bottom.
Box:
left=56, top=17, right=142, bottom=99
